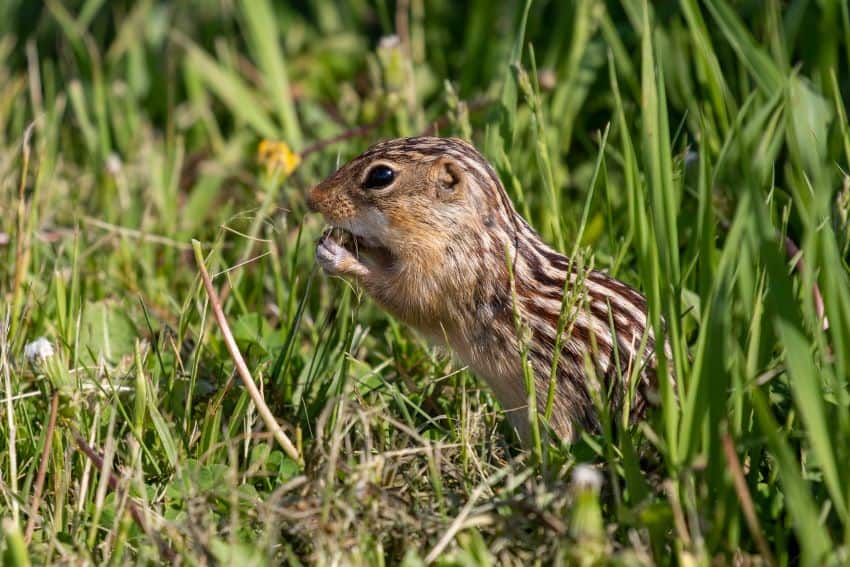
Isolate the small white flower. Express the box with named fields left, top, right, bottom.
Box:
left=25, top=337, right=55, bottom=363
left=378, top=35, right=400, bottom=49
left=105, top=153, right=123, bottom=175
left=571, top=464, right=603, bottom=492
left=354, top=477, right=369, bottom=501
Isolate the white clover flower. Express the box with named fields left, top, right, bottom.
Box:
left=24, top=337, right=55, bottom=363
left=378, top=35, right=400, bottom=49
left=571, top=464, right=603, bottom=492
left=105, top=153, right=123, bottom=175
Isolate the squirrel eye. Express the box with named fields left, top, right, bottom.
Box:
left=362, top=165, right=395, bottom=189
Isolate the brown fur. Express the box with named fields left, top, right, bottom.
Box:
left=308, top=136, right=663, bottom=443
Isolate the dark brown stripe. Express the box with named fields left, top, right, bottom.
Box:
left=588, top=271, right=647, bottom=310
left=538, top=247, right=571, bottom=270
left=587, top=296, right=638, bottom=334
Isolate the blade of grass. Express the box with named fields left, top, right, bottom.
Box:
left=192, top=240, right=300, bottom=463
left=639, top=0, right=680, bottom=465
left=702, top=0, right=784, bottom=94
left=179, top=38, right=279, bottom=139
left=238, top=0, right=303, bottom=148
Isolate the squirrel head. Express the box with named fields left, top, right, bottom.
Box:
left=307, top=136, right=516, bottom=267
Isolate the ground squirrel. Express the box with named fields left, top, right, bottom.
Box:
left=307, top=136, right=662, bottom=443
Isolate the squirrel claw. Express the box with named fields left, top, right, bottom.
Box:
left=316, top=234, right=368, bottom=278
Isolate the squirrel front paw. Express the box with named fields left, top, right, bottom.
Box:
left=316, top=233, right=369, bottom=278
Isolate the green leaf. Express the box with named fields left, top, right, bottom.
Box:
left=78, top=301, right=137, bottom=366
left=776, top=320, right=847, bottom=522
left=751, top=387, right=832, bottom=564
left=183, top=40, right=279, bottom=139
left=146, top=390, right=180, bottom=469
left=703, top=0, right=784, bottom=94
left=785, top=76, right=832, bottom=178
left=499, top=0, right=533, bottom=147
left=238, top=0, right=302, bottom=148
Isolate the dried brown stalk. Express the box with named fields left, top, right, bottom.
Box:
left=191, top=239, right=301, bottom=463
left=722, top=434, right=776, bottom=567
left=24, top=391, right=59, bottom=543
left=73, top=432, right=178, bottom=563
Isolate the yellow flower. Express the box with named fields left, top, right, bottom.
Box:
left=258, top=140, right=301, bottom=177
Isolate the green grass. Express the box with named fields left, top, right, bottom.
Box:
left=1, top=0, right=850, bottom=564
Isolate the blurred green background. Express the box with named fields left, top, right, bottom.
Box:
left=1, top=1, right=849, bottom=565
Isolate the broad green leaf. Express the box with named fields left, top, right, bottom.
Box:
left=78, top=301, right=137, bottom=366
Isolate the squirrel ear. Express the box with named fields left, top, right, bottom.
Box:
left=434, top=158, right=465, bottom=198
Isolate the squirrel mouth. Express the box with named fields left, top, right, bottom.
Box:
left=322, top=228, right=395, bottom=269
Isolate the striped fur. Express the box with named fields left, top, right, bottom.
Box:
left=308, top=136, right=663, bottom=442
